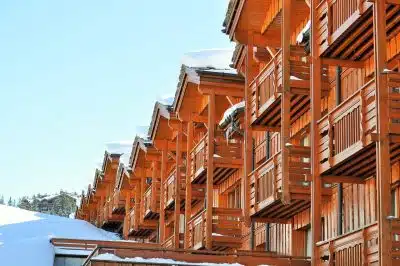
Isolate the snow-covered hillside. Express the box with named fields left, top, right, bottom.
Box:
left=0, top=205, right=119, bottom=266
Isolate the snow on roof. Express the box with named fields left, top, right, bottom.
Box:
left=296, top=20, right=311, bottom=44
left=156, top=94, right=175, bottom=106
left=92, top=253, right=243, bottom=266
left=105, top=141, right=133, bottom=166
left=0, top=205, right=119, bottom=266
left=219, top=101, right=245, bottom=126
left=181, top=48, right=235, bottom=70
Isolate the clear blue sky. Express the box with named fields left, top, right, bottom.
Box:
left=0, top=0, right=233, bottom=200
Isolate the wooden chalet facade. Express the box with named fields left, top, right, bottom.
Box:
left=75, top=0, right=400, bottom=265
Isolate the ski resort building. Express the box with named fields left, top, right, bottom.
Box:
left=75, top=0, right=400, bottom=265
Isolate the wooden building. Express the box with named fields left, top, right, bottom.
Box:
left=76, top=0, right=400, bottom=264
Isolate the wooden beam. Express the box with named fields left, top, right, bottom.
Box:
left=205, top=92, right=215, bottom=250
left=281, top=0, right=291, bottom=205
left=252, top=125, right=280, bottom=132
left=174, top=122, right=183, bottom=249
left=234, top=30, right=281, bottom=48
left=311, top=0, right=322, bottom=265
left=321, top=58, right=365, bottom=68
left=374, top=1, right=392, bottom=265
left=321, top=175, right=365, bottom=184
left=159, top=147, right=167, bottom=243
left=184, top=121, right=194, bottom=249
left=251, top=217, right=291, bottom=224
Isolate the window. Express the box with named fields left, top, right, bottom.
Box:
left=305, top=227, right=312, bottom=257
left=392, top=189, right=398, bottom=217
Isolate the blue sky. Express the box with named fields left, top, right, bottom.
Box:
left=0, top=0, right=233, bottom=200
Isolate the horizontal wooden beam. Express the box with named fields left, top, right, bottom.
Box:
left=252, top=125, right=280, bottom=132
left=321, top=58, right=365, bottom=68
left=321, top=175, right=365, bottom=184
left=251, top=217, right=291, bottom=224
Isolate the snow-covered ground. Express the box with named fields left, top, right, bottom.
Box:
left=92, top=253, right=243, bottom=266
left=0, top=205, right=119, bottom=266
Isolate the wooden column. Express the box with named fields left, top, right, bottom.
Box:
left=174, top=123, right=183, bottom=249
left=373, top=1, right=392, bottom=265
left=159, top=144, right=167, bottom=244
left=311, top=0, right=322, bottom=264
left=281, top=0, right=291, bottom=205
left=140, top=168, right=146, bottom=223
left=206, top=92, right=216, bottom=250
left=244, top=42, right=257, bottom=227
left=184, top=120, right=194, bottom=248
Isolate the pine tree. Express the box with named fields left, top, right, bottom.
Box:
left=0, top=195, right=4, bottom=205
left=7, top=197, right=12, bottom=206
left=18, top=197, right=31, bottom=210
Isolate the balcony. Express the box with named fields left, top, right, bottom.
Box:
left=162, top=234, right=184, bottom=249
left=318, top=73, right=400, bottom=177
left=249, top=149, right=313, bottom=219
left=316, top=0, right=400, bottom=59
left=111, top=190, right=125, bottom=215
left=190, top=133, right=242, bottom=184
left=101, top=201, right=124, bottom=232
left=390, top=218, right=400, bottom=261
left=163, top=169, right=186, bottom=210
left=187, top=208, right=243, bottom=251
left=250, top=45, right=328, bottom=127
left=128, top=208, right=156, bottom=238
left=143, top=182, right=160, bottom=220
left=317, top=223, right=378, bottom=265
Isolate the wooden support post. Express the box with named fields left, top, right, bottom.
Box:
left=174, top=123, right=183, bottom=249
left=151, top=161, right=157, bottom=212
left=184, top=121, right=194, bottom=249
left=373, top=1, right=392, bottom=265
left=206, top=92, right=216, bottom=250
left=159, top=144, right=167, bottom=244
left=140, top=168, right=146, bottom=223
left=311, top=0, right=322, bottom=265
left=281, top=0, right=291, bottom=205
left=244, top=41, right=257, bottom=227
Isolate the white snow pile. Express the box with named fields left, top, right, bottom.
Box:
left=219, top=101, right=245, bottom=126
left=181, top=48, right=236, bottom=72
left=92, top=253, right=243, bottom=266
left=0, top=205, right=119, bottom=266
left=157, top=94, right=175, bottom=106
left=296, top=20, right=311, bottom=44
left=105, top=140, right=133, bottom=166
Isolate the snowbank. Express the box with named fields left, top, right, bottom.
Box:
left=92, top=253, right=243, bottom=266
left=0, top=205, right=119, bottom=266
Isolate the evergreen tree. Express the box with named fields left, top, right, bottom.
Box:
left=18, top=197, right=31, bottom=210
left=7, top=197, right=12, bottom=206
left=0, top=195, right=4, bottom=205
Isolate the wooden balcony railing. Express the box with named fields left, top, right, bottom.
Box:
left=163, top=170, right=185, bottom=208
left=190, top=133, right=242, bottom=183
left=317, top=223, right=378, bottom=265
left=317, top=80, right=376, bottom=173
left=112, top=190, right=125, bottom=213
left=250, top=45, right=313, bottom=124
left=249, top=149, right=311, bottom=215
left=190, top=134, right=208, bottom=178
left=316, top=0, right=372, bottom=55
left=129, top=208, right=138, bottom=232
left=162, top=233, right=184, bottom=249
left=187, top=208, right=243, bottom=249
left=143, top=182, right=160, bottom=217
left=390, top=218, right=400, bottom=260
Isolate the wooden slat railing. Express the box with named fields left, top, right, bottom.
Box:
left=190, top=134, right=208, bottom=180
left=316, top=0, right=372, bottom=55
left=387, top=72, right=400, bottom=134
left=188, top=208, right=243, bottom=249
left=390, top=218, right=400, bottom=260
left=249, top=154, right=279, bottom=214
left=112, top=190, right=125, bottom=213
left=317, top=223, right=378, bottom=265
left=143, top=182, right=161, bottom=217
left=317, top=80, right=376, bottom=172
left=250, top=45, right=312, bottom=123
left=129, top=208, right=138, bottom=232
